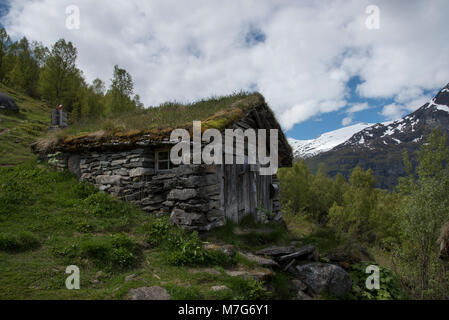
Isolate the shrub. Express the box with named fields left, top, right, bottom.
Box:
left=145, top=218, right=171, bottom=246
left=166, top=231, right=210, bottom=266
left=224, top=276, right=271, bottom=300
left=0, top=231, right=40, bottom=252
left=145, top=217, right=235, bottom=267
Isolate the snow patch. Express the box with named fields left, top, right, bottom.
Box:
left=288, top=122, right=374, bottom=158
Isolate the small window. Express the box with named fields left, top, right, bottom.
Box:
left=156, top=150, right=178, bottom=172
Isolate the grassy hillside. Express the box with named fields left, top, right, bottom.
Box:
left=0, top=163, right=296, bottom=300
left=0, top=84, right=50, bottom=165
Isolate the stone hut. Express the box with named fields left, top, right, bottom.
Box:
left=32, top=93, right=293, bottom=230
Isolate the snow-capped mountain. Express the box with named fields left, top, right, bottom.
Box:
left=288, top=122, right=374, bottom=159
left=304, top=82, right=449, bottom=189
left=338, top=84, right=449, bottom=151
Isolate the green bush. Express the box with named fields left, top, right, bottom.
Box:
left=0, top=231, right=40, bottom=252
left=145, top=217, right=235, bottom=267
left=349, top=262, right=404, bottom=300
left=167, top=231, right=210, bottom=266
left=224, top=276, right=271, bottom=300
left=145, top=217, right=171, bottom=246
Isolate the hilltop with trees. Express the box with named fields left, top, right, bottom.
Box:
left=0, top=28, right=142, bottom=122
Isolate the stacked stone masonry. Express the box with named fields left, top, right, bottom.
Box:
left=47, top=147, right=282, bottom=230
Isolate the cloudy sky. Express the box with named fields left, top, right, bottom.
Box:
left=1, top=0, right=449, bottom=139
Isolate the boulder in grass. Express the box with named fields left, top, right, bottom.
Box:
left=277, top=244, right=316, bottom=262
left=255, top=246, right=296, bottom=257
left=0, top=92, right=19, bottom=112
left=294, top=263, right=352, bottom=298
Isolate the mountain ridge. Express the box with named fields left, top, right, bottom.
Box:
left=300, top=82, right=449, bottom=188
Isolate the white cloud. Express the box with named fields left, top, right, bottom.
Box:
left=3, top=0, right=449, bottom=130
left=380, top=103, right=403, bottom=120
left=342, top=117, right=353, bottom=126
left=380, top=87, right=434, bottom=120
left=347, top=102, right=370, bottom=113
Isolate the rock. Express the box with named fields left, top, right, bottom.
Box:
left=0, top=92, right=19, bottom=112
left=167, top=188, right=197, bottom=201
left=294, top=290, right=313, bottom=300
left=201, top=184, right=220, bottom=196
left=291, top=279, right=308, bottom=291
left=239, top=252, right=279, bottom=268
left=129, top=168, right=154, bottom=177
left=203, top=244, right=236, bottom=257
left=211, top=285, right=229, bottom=291
left=178, top=202, right=209, bottom=212
left=190, top=268, right=221, bottom=276
left=255, top=246, right=296, bottom=257
left=225, top=270, right=274, bottom=281
left=95, top=175, right=121, bottom=185
left=111, top=159, right=126, bottom=166
left=294, top=263, right=352, bottom=298
left=278, top=244, right=316, bottom=262
left=170, top=208, right=206, bottom=226
left=129, top=286, right=171, bottom=300
left=125, top=274, right=136, bottom=282
left=68, top=154, right=81, bottom=178
left=99, top=184, right=110, bottom=191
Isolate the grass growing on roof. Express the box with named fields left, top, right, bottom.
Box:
left=34, top=91, right=266, bottom=153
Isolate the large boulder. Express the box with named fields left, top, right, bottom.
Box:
left=278, top=244, right=316, bottom=262
left=294, top=263, right=352, bottom=298
left=238, top=252, right=279, bottom=268
left=255, top=246, right=296, bottom=257
left=0, top=92, right=19, bottom=112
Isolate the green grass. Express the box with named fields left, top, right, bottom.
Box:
left=61, top=91, right=259, bottom=135
left=0, top=84, right=51, bottom=165
left=0, top=163, right=287, bottom=300
left=33, top=91, right=266, bottom=154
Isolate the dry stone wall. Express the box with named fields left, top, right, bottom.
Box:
left=48, top=148, right=225, bottom=231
